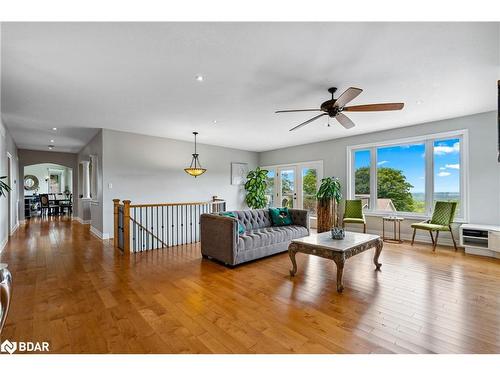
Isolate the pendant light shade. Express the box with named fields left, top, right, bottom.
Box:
left=184, top=132, right=207, bottom=177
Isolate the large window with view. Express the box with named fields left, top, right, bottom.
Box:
left=349, top=131, right=466, bottom=220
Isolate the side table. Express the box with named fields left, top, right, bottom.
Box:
left=382, top=216, right=404, bottom=243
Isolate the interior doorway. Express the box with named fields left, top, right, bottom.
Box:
left=23, top=163, right=73, bottom=219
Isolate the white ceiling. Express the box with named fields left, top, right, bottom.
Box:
left=1, top=22, right=498, bottom=153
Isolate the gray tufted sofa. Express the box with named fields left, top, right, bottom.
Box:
left=200, top=209, right=309, bottom=266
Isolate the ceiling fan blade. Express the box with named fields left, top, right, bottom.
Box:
left=334, top=87, right=363, bottom=108
left=343, top=103, right=405, bottom=112
left=289, top=113, right=327, bottom=131
left=335, top=113, right=355, bottom=129
left=275, top=109, right=322, bottom=113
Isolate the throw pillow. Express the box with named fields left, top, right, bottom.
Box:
left=269, top=207, right=293, bottom=226
left=219, top=212, right=245, bottom=234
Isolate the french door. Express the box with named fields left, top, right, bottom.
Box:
left=265, top=161, right=323, bottom=218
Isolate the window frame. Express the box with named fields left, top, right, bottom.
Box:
left=346, top=129, right=468, bottom=222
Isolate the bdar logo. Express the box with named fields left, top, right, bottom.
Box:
left=1, top=339, right=17, bottom=354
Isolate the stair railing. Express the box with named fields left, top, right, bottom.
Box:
left=113, top=197, right=226, bottom=253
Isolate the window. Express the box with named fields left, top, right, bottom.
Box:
left=264, top=169, right=275, bottom=207
left=433, top=138, right=461, bottom=215
left=348, top=131, right=467, bottom=220
left=376, top=143, right=425, bottom=213
left=280, top=168, right=295, bottom=208
left=353, top=149, right=371, bottom=209
left=302, top=167, right=318, bottom=216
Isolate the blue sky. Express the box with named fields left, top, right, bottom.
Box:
left=354, top=138, right=460, bottom=193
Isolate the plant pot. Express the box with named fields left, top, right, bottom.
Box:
left=331, top=227, right=345, bottom=240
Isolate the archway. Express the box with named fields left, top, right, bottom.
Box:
left=23, top=163, right=73, bottom=219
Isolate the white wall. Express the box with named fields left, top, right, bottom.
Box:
left=259, top=111, right=500, bottom=245
left=23, top=163, right=72, bottom=195
left=100, top=129, right=259, bottom=238
left=1, top=24, right=20, bottom=251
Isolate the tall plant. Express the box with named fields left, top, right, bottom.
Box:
left=316, top=176, right=342, bottom=230
left=0, top=176, right=11, bottom=198
left=244, top=167, right=269, bottom=209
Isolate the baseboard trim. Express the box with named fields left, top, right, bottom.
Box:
left=90, top=226, right=110, bottom=240
left=74, top=217, right=91, bottom=225
left=0, top=237, right=7, bottom=254
left=10, top=222, right=19, bottom=236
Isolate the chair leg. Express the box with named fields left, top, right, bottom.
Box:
left=363, top=223, right=366, bottom=233
left=449, top=225, right=458, bottom=251
left=429, top=231, right=434, bottom=244
left=411, top=228, right=416, bottom=245
left=433, top=231, right=439, bottom=252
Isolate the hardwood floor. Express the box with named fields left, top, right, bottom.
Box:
left=2, top=217, right=500, bottom=353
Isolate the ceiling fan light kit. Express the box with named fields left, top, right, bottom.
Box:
left=184, top=131, right=207, bottom=177
left=276, top=86, right=404, bottom=131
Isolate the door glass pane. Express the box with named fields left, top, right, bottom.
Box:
left=265, top=169, right=275, bottom=208
left=433, top=138, right=460, bottom=214
left=280, top=169, right=295, bottom=208
left=354, top=149, right=371, bottom=210
left=376, top=143, right=426, bottom=213
left=302, top=167, right=318, bottom=216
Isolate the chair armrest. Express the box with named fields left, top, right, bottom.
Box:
left=289, top=209, right=310, bottom=231
left=200, top=213, right=238, bottom=265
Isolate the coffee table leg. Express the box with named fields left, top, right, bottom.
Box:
left=374, top=239, right=383, bottom=270
left=332, top=256, right=345, bottom=293
left=288, top=245, right=298, bottom=277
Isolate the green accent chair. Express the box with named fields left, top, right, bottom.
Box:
left=342, top=199, right=366, bottom=233
left=411, top=201, right=458, bottom=252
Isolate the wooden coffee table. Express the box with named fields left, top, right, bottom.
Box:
left=288, top=231, right=383, bottom=293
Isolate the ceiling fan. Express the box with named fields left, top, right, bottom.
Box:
left=276, top=87, right=404, bottom=131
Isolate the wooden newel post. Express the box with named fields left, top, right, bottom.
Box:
left=123, top=200, right=131, bottom=253
left=113, top=199, right=121, bottom=248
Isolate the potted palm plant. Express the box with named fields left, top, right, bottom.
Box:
left=0, top=176, right=11, bottom=198
left=316, top=177, right=343, bottom=236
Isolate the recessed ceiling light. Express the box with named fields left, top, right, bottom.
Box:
left=195, top=75, right=204, bottom=82
left=50, top=139, right=54, bottom=143
left=416, top=100, right=423, bottom=105
left=213, top=120, right=217, bottom=124
left=48, top=145, right=55, bottom=150
left=52, top=127, right=57, bottom=131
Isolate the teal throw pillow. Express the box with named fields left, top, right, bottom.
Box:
left=219, top=212, right=245, bottom=234
left=269, top=207, right=293, bottom=226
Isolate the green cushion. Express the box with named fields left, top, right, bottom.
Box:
left=344, top=200, right=363, bottom=220
left=269, top=207, right=293, bottom=226
left=411, top=222, right=450, bottom=231
left=343, top=217, right=366, bottom=224
left=430, top=201, right=457, bottom=226
left=219, top=212, right=245, bottom=234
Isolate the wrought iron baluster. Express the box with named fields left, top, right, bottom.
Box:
left=133, top=207, right=136, bottom=252
left=161, top=206, right=164, bottom=248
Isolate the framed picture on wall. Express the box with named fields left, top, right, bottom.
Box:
left=231, top=162, right=249, bottom=185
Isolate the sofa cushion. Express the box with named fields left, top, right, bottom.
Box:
left=230, top=209, right=273, bottom=231
left=269, top=207, right=293, bottom=226
left=237, top=225, right=308, bottom=252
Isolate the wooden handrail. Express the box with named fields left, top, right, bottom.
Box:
left=129, top=200, right=225, bottom=208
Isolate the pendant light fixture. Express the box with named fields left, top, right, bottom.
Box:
left=184, top=132, right=207, bottom=177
